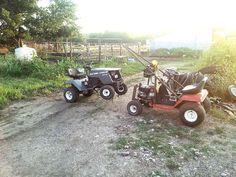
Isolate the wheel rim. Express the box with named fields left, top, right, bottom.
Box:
left=130, top=105, right=137, bottom=113
left=118, top=86, right=125, bottom=92
left=184, top=110, right=198, bottom=122
left=230, top=87, right=236, bottom=96
left=102, top=89, right=110, bottom=97
left=65, top=91, right=73, bottom=100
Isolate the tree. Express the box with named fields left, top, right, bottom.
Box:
left=27, top=0, right=80, bottom=42
left=0, top=0, right=80, bottom=47
left=0, top=0, right=38, bottom=47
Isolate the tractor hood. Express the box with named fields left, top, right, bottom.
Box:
left=91, top=68, right=121, bottom=72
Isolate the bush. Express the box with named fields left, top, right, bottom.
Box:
left=0, top=57, right=80, bottom=80
left=199, top=39, right=236, bottom=100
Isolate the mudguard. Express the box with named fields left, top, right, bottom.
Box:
left=64, top=79, right=88, bottom=91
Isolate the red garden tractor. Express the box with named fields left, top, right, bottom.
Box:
left=124, top=46, right=210, bottom=127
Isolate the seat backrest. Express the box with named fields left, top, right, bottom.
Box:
left=68, top=68, right=79, bottom=77
left=181, top=77, right=208, bottom=94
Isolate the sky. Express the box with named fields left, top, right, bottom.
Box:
left=76, top=0, right=236, bottom=35
left=38, top=0, right=236, bottom=35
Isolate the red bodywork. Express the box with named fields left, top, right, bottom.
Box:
left=149, top=89, right=208, bottom=110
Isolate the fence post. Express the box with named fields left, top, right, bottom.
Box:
left=63, top=42, right=67, bottom=59
left=86, top=43, right=90, bottom=60
left=70, top=42, right=72, bottom=59
left=98, top=44, right=101, bottom=62
left=56, top=42, right=58, bottom=52
left=111, top=44, right=113, bottom=58
left=138, top=42, right=140, bottom=55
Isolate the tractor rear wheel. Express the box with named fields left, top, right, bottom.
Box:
left=114, top=83, right=128, bottom=95
left=228, top=85, right=236, bottom=101
left=202, top=96, right=211, bottom=113
left=179, top=102, right=206, bottom=127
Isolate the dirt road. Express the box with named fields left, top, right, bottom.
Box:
left=0, top=73, right=235, bottom=177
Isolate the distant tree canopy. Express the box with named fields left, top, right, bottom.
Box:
left=0, top=0, right=80, bottom=47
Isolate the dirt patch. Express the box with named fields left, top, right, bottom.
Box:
left=0, top=72, right=236, bottom=177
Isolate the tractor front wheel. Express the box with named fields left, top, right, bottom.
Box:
left=127, top=100, right=143, bottom=116
left=100, top=85, right=115, bottom=100
left=64, top=87, right=79, bottom=103
left=179, top=102, right=206, bottom=127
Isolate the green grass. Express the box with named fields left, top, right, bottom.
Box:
left=0, top=56, right=143, bottom=108
left=0, top=76, right=66, bottom=108
left=113, top=121, right=211, bottom=160
left=113, top=120, right=215, bottom=173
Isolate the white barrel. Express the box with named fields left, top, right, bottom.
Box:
left=15, top=47, right=37, bottom=61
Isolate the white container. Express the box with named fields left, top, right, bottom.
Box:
left=15, top=46, right=37, bottom=61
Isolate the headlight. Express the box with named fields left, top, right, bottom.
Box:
left=114, top=74, right=118, bottom=79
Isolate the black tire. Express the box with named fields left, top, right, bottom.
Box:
left=202, top=97, right=211, bottom=113
left=228, top=85, right=236, bottom=101
left=100, top=85, right=115, bottom=100
left=127, top=100, right=143, bottom=116
left=179, top=102, right=206, bottom=127
left=83, top=90, right=93, bottom=97
left=63, top=87, right=78, bottom=103
left=114, top=83, right=128, bottom=95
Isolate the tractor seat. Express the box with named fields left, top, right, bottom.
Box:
left=67, top=68, right=86, bottom=79
left=173, top=73, right=189, bottom=84
left=139, top=85, right=152, bottom=93
left=181, top=77, right=208, bottom=94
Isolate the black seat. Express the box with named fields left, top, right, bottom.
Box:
left=67, top=68, right=86, bottom=79
left=139, top=85, right=151, bottom=93
left=181, top=77, right=208, bottom=94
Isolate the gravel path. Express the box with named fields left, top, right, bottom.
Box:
left=0, top=73, right=235, bottom=177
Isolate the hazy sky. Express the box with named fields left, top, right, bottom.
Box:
left=76, top=0, right=236, bottom=34
left=39, top=0, right=236, bottom=34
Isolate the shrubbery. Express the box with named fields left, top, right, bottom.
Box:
left=151, top=47, right=202, bottom=58
left=199, top=39, right=236, bottom=100
left=0, top=57, right=80, bottom=79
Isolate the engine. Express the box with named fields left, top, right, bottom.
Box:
left=138, top=85, right=156, bottom=100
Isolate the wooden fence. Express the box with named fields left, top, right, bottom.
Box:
left=25, top=42, right=150, bottom=61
